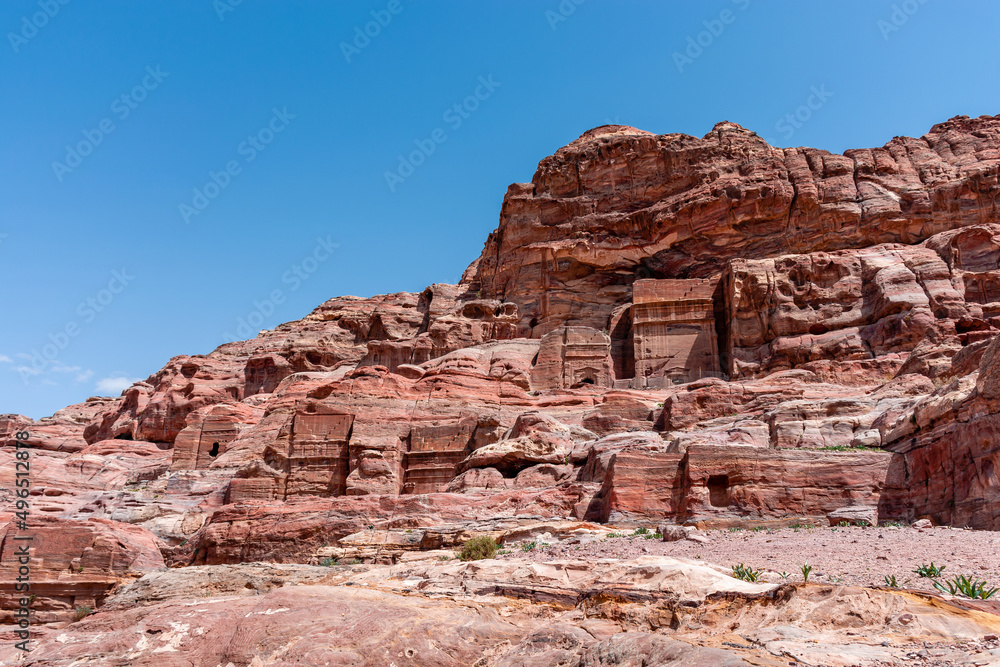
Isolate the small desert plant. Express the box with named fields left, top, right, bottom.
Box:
left=320, top=557, right=337, bottom=567
left=460, top=536, right=499, bottom=561
left=632, top=527, right=650, bottom=536
left=884, top=575, right=900, bottom=588
left=818, top=444, right=882, bottom=452
left=647, top=532, right=662, bottom=540
left=605, top=532, right=624, bottom=538
left=801, top=564, right=813, bottom=582
left=74, top=606, right=92, bottom=621
left=521, top=541, right=537, bottom=552
left=933, top=575, right=999, bottom=599
left=751, top=526, right=766, bottom=532
left=349, top=558, right=363, bottom=565
left=777, top=572, right=790, bottom=580
left=732, top=564, right=763, bottom=582
left=914, top=563, right=945, bottom=578
left=728, top=527, right=742, bottom=533
left=837, top=521, right=851, bottom=528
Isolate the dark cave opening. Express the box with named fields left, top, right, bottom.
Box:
left=708, top=474, right=730, bottom=508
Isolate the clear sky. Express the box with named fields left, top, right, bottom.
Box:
left=2, top=0, right=998, bottom=420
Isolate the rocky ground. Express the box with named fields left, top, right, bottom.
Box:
left=501, top=525, right=1000, bottom=594
left=4, top=551, right=1000, bottom=666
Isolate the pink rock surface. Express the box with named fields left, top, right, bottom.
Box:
left=0, top=515, right=164, bottom=623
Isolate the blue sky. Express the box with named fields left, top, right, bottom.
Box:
left=2, top=0, right=998, bottom=420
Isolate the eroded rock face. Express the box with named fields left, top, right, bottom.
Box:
left=880, top=332, right=1000, bottom=528
left=472, top=117, right=1000, bottom=334
left=177, top=489, right=601, bottom=566
left=724, top=226, right=1000, bottom=381
left=0, top=516, right=164, bottom=623
left=461, top=411, right=578, bottom=476
left=592, top=446, right=892, bottom=527
left=2, top=397, right=118, bottom=453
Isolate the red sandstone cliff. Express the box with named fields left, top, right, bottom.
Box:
left=471, top=117, right=1000, bottom=336
left=3, top=116, right=1000, bottom=640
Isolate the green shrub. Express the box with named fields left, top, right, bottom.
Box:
left=914, top=563, right=945, bottom=578
left=883, top=574, right=900, bottom=588
left=801, top=564, right=813, bottom=582
left=460, top=536, right=499, bottom=561
left=520, top=541, right=537, bottom=552
left=817, top=444, right=882, bottom=452
left=74, top=606, right=92, bottom=621
left=732, top=563, right=763, bottom=582
left=933, top=575, right=999, bottom=599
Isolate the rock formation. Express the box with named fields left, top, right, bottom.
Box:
left=3, top=114, right=1000, bottom=664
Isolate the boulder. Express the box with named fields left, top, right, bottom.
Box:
left=827, top=506, right=878, bottom=527
left=658, top=525, right=687, bottom=542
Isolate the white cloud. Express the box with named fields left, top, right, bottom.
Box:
left=15, top=365, right=40, bottom=377
left=95, top=376, right=139, bottom=395
left=76, top=369, right=94, bottom=383
left=0, top=354, right=11, bottom=363
left=51, top=364, right=82, bottom=373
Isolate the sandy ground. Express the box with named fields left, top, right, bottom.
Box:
left=499, top=524, right=1000, bottom=594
